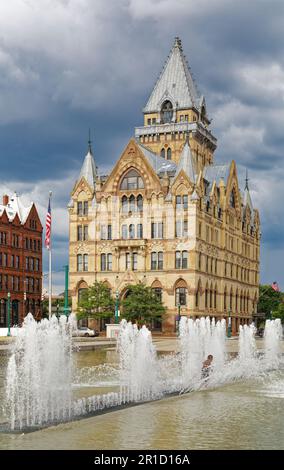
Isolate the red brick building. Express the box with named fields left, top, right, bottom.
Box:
left=0, top=193, right=42, bottom=327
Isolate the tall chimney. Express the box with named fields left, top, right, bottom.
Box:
left=3, top=195, right=9, bottom=206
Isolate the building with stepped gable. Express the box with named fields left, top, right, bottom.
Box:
left=0, top=193, right=42, bottom=327
left=68, top=38, right=260, bottom=334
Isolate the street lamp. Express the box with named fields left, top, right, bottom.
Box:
left=176, top=302, right=181, bottom=335
left=227, top=310, right=232, bottom=338
left=64, top=265, right=69, bottom=317
left=115, top=290, right=119, bottom=324
left=7, top=292, right=11, bottom=337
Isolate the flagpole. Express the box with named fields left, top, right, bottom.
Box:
left=48, top=191, right=52, bottom=319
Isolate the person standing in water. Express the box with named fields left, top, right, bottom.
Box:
left=202, top=354, right=213, bottom=379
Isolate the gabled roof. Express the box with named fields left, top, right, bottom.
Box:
left=144, top=37, right=200, bottom=113
left=137, top=143, right=176, bottom=175
left=0, top=193, right=33, bottom=224
left=77, top=148, right=97, bottom=189
left=174, top=139, right=195, bottom=182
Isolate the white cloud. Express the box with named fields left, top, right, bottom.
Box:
left=1, top=171, right=76, bottom=239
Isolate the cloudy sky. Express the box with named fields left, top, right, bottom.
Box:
left=0, top=0, right=283, bottom=292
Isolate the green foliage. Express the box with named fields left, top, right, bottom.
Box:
left=257, top=284, right=282, bottom=319
left=121, top=283, right=166, bottom=325
left=42, top=297, right=72, bottom=317
left=77, top=282, right=115, bottom=320
left=272, top=303, right=284, bottom=323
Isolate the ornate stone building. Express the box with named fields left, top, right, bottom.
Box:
left=68, top=38, right=260, bottom=334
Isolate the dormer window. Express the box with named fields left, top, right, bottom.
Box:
left=120, top=169, right=144, bottom=190
left=161, top=100, right=173, bottom=124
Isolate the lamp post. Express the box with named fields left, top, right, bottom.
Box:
left=7, top=292, right=11, bottom=337
left=176, top=302, right=181, bottom=335
left=64, top=265, right=69, bottom=317
left=227, top=310, right=232, bottom=338
left=115, top=290, right=119, bottom=324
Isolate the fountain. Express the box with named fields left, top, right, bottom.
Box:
left=2, top=314, right=283, bottom=432
left=264, top=319, right=283, bottom=368
left=4, top=313, right=74, bottom=430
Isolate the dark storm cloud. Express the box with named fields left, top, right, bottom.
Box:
left=0, top=0, right=283, bottom=290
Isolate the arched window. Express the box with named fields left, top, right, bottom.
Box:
left=153, top=288, right=162, bottom=302
left=161, top=100, right=173, bottom=123
left=175, top=287, right=187, bottom=306
left=129, top=224, right=135, bottom=239
left=129, top=195, right=135, bottom=213
left=167, top=148, right=172, bottom=160
left=137, top=195, right=143, bottom=212
left=122, top=195, right=128, bottom=213
left=160, top=148, right=165, bottom=158
left=120, top=169, right=144, bottom=190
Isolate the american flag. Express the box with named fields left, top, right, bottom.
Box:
left=271, top=281, right=280, bottom=292
left=45, top=196, right=51, bottom=250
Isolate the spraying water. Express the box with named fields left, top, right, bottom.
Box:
left=264, top=319, right=283, bottom=368
left=4, top=313, right=75, bottom=430
left=179, top=317, right=226, bottom=390
left=3, top=315, right=283, bottom=431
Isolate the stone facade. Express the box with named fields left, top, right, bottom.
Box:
left=68, top=38, right=260, bottom=334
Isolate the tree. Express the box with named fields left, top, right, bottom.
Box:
left=257, top=284, right=282, bottom=319
left=121, top=283, right=166, bottom=325
left=77, top=282, right=115, bottom=321
left=272, top=303, right=284, bottom=323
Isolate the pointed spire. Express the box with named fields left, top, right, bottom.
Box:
left=245, top=168, right=249, bottom=190
left=243, top=169, right=253, bottom=212
left=77, top=134, right=97, bottom=189
left=174, top=36, right=182, bottom=49
left=175, top=138, right=195, bottom=182
left=88, top=128, right=92, bottom=154
left=144, top=37, right=200, bottom=113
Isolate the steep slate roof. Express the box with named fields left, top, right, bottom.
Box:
left=144, top=37, right=200, bottom=113
left=174, top=139, right=195, bottom=182
left=0, top=192, right=33, bottom=223
left=138, top=143, right=176, bottom=174
left=78, top=147, right=97, bottom=189
left=203, top=164, right=230, bottom=186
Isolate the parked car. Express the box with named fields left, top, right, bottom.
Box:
left=73, top=327, right=99, bottom=337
